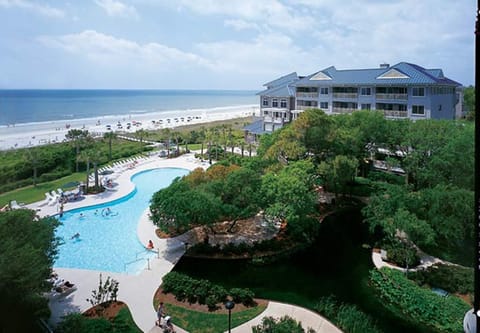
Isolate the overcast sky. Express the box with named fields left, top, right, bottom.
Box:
left=0, top=0, right=475, bottom=89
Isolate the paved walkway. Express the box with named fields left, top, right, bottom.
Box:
left=36, top=153, right=341, bottom=333
left=229, top=301, right=341, bottom=333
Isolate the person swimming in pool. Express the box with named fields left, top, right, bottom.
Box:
left=79, top=213, right=85, bottom=219
left=71, top=232, right=80, bottom=240
left=102, top=207, right=118, bottom=217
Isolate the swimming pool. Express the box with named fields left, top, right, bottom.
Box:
left=54, top=167, right=190, bottom=274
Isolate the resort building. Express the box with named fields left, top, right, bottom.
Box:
left=255, top=62, right=462, bottom=134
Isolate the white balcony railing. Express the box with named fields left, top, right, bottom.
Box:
left=296, top=105, right=318, bottom=110
left=264, top=116, right=286, bottom=124
left=376, top=93, right=408, bottom=100
left=383, top=110, right=408, bottom=118
left=296, top=92, right=319, bottom=98
left=332, top=93, right=358, bottom=99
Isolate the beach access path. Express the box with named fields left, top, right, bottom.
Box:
left=32, top=153, right=340, bottom=333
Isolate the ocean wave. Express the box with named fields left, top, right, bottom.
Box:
left=0, top=104, right=258, bottom=129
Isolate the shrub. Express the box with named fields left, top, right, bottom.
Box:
left=230, top=288, right=255, bottom=306
left=205, top=295, right=218, bottom=311
left=252, top=316, right=315, bottom=333
left=408, top=264, right=473, bottom=294
left=370, top=268, right=469, bottom=332
left=161, top=272, right=254, bottom=308
left=314, top=295, right=381, bottom=333
left=382, top=238, right=419, bottom=268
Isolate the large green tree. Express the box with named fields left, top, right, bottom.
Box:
left=0, top=209, right=60, bottom=332
left=362, top=183, right=473, bottom=263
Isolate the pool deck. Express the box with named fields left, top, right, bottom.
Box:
left=33, top=153, right=341, bottom=333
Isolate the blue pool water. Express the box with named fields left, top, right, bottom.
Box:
left=54, top=167, right=189, bottom=274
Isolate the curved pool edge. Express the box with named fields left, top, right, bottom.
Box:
left=31, top=153, right=207, bottom=219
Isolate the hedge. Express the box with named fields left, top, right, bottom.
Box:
left=161, top=272, right=254, bottom=309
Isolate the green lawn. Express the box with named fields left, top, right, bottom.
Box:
left=164, top=303, right=267, bottom=333
left=0, top=172, right=86, bottom=207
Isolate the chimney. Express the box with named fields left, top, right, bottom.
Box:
left=380, top=63, right=390, bottom=69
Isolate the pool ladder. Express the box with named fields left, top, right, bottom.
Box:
left=123, top=249, right=160, bottom=272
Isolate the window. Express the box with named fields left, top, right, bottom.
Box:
left=412, top=105, right=425, bottom=115
left=412, top=87, right=425, bottom=97
left=272, top=99, right=278, bottom=107
left=280, top=99, right=287, bottom=108
left=320, top=102, right=328, bottom=109
left=320, top=87, right=329, bottom=95
left=361, top=87, right=371, bottom=96
left=438, top=104, right=442, bottom=111
left=361, top=103, right=371, bottom=110
left=262, top=98, right=268, bottom=106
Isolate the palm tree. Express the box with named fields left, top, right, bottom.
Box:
left=172, top=131, right=181, bottom=157
left=183, top=131, right=192, bottom=153
left=134, top=129, right=148, bottom=145
left=90, top=150, right=103, bottom=191
left=161, top=128, right=171, bottom=158
left=199, top=126, right=206, bottom=156
left=103, top=132, right=117, bottom=161
left=66, top=129, right=90, bottom=173
left=77, top=151, right=91, bottom=194
left=24, top=147, right=40, bottom=187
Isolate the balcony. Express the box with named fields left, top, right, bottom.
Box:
left=383, top=110, right=408, bottom=118
left=332, top=108, right=357, bottom=114
left=376, top=93, right=408, bottom=100
left=296, top=92, right=319, bottom=99
left=332, top=93, right=358, bottom=99
left=264, top=116, right=287, bottom=124
left=296, top=105, right=318, bottom=110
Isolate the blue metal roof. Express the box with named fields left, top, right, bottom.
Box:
left=243, top=119, right=265, bottom=135
left=294, top=62, right=461, bottom=86
left=263, top=72, right=298, bottom=87
left=256, top=83, right=295, bottom=97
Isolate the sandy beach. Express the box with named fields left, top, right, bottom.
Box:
left=0, top=104, right=259, bottom=151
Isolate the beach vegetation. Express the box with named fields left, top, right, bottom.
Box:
left=0, top=138, right=149, bottom=204
left=0, top=209, right=60, bottom=332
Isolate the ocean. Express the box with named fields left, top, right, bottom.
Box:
left=0, top=89, right=258, bottom=126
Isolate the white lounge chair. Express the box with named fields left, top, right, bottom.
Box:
left=48, top=191, right=59, bottom=206
left=10, top=200, right=24, bottom=209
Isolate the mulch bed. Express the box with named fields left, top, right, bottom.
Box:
left=154, top=287, right=268, bottom=314
left=83, top=301, right=127, bottom=319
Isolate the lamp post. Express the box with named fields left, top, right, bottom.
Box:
left=224, top=300, right=235, bottom=333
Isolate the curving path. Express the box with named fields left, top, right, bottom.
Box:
left=32, top=153, right=341, bottom=333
